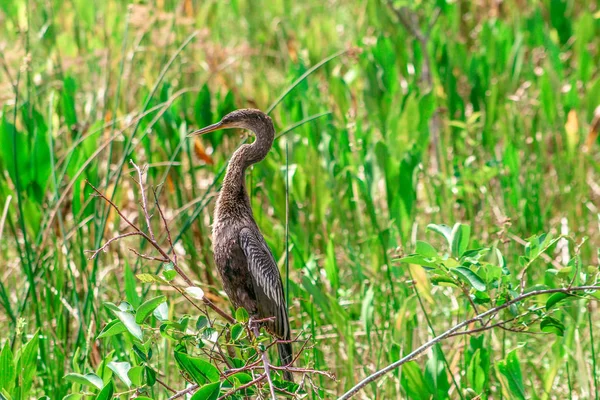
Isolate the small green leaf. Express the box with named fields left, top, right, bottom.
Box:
left=427, top=223, right=453, bottom=247
left=451, top=223, right=470, bottom=257
left=97, top=320, right=127, bottom=339
left=145, top=366, right=157, bottom=385
left=136, top=274, right=166, bottom=284
left=415, top=241, right=437, bottom=258
left=108, top=362, right=132, bottom=388
left=115, top=311, right=143, bottom=341
left=153, top=302, right=169, bottom=322
left=540, top=316, right=565, bottom=336
left=197, top=316, right=209, bottom=330
left=64, top=373, right=104, bottom=389
left=191, top=382, right=221, bottom=400
left=135, top=296, right=166, bottom=324
left=163, top=263, right=177, bottom=281
left=497, top=349, right=525, bottom=400
left=128, top=366, right=144, bottom=387
left=0, top=343, right=16, bottom=392
left=453, top=267, right=486, bottom=291
left=546, top=292, right=570, bottom=310
left=397, top=254, right=438, bottom=268
left=235, top=308, right=249, bottom=323
left=95, top=381, right=114, bottom=400
left=124, top=262, right=141, bottom=308
left=185, top=287, right=205, bottom=300
left=231, top=324, right=244, bottom=342
left=174, top=352, right=220, bottom=384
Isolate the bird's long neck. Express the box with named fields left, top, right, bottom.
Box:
left=217, top=120, right=275, bottom=218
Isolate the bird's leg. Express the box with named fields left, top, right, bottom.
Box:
left=249, top=317, right=277, bottom=400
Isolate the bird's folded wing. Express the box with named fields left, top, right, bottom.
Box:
left=238, top=227, right=290, bottom=340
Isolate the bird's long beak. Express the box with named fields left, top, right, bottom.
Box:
left=187, top=121, right=231, bottom=137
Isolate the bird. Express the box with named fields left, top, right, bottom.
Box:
left=189, top=108, right=294, bottom=381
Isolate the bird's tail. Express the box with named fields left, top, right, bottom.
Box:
left=278, top=341, right=294, bottom=382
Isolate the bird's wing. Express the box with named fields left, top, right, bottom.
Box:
left=238, top=227, right=290, bottom=340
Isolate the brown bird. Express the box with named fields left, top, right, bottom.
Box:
left=189, top=109, right=293, bottom=381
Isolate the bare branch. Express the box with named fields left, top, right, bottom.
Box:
left=131, top=161, right=155, bottom=241
left=338, top=285, right=600, bottom=400
left=128, top=248, right=169, bottom=263
left=86, top=232, right=142, bottom=259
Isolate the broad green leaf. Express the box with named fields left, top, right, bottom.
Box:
left=415, top=241, right=437, bottom=258
left=153, top=302, right=169, bottom=322
left=230, top=324, right=244, bottom=342
left=497, top=349, right=526, bottom=400
left=95, top=381, right=114, bottom=400
left=135, top=296, right=166, bottom=324
left=540, top=316, right=565, bottom=336
left=124, top=262, right=141, bottom=308
left=191, top=382, right=222, bottom=400
left=115, top=311, right=143, bottom=341
left=64, top=373, right=104, bottom=389
left=451, top=223, right=470, bottom=257
left=185, top=287, right=205, bottom=300
left=128, top=366, right=145, bottom=387
left=174, top=352, right=220, bottom=384
left=0, top=343, right=15, bottom=391
left=108, top=362, right=132, bottom=388
left=397, top=254, right=438, bottom=269
left=235, top=308, right=249, bottom=323
left=136, top=274, right=166, bottom=284
left=400, top=361, right=431, bottom=400
left=427, top=223, right=453, bottom=247
left=97, top=320, right=127, bottom=339
left=453, top=267, right=486, bottom=291
left=546, top=292, right=570, bottom=310
left=197, top=316, right=209, bottom=330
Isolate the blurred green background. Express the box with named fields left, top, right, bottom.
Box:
left=1, top=0, right=600, bottom=398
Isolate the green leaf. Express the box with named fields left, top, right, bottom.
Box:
left=163, top=263, right=177, bottom=281
left=415, top=241, right=437, bottom=258
left=230, top=324, right=244, bottom=342
left=497, top=349, right=526, bottom=400
left=235, top=308, right=249, bottom=323
left=400, top=361, right=431, bottom=400
left=453, top=267, right=486, bottom=291
left=397, top=254, right=438, bottom=269
left=191, top=382, right=222, bottom=400
left=185, top=287, right=205, bottom=300
left=128, top=366, right=145, bottom=387
left=136, top=274, right=166, bottom=284
left=451, top=223, right=470, bottom=257
left=97, top=320, right=127, bottom=339
left=546, top=292, right=570, bottom=310
left=135, top=296, right=167, bottom=324
left=108, top=362, right=132, bottom=388
left=64, top=373, right=104, bottom=389
left=115, top=311, right=143, bottom=341
left=153, top=302, right=169, bottom=322
left=427, top=223, right=453, bottom=247
left=95, top=381, right=114, bottom=400
left=16, top=330, right=39, bottom=394
left=540, top=316, right=565, bottom=336
left=0, top=343, right=15, bottom=391
left=174, top=352, right=220, bottom=384
left=197, top=316, right=209, bottom=330
left=124, top=262, right=141, bottom=308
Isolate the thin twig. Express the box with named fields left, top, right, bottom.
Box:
left=167, top=384, right=198, bottom=400
left=86, top=232, right=142, bottom=259
left=131, top=161, right=155, bottom=241
left=252, top=324, right=276, bottom=400
left=338, top=285, right=600, bottom=400
left=128, top=248, right=169, bottom=263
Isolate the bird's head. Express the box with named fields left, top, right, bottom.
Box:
left=188, top=109, right=273, bottom=137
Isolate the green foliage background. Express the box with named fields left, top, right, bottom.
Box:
left=1, top=0, right=600, bottom=398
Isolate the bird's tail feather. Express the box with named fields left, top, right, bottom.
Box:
left=278, top=341, right=294, bottom=382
